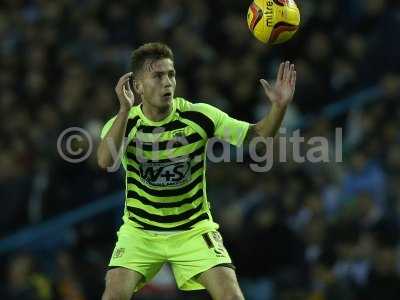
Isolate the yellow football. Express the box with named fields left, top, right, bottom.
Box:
left=247, top=0, right=301, bottom=45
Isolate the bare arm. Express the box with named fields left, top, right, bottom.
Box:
left=244, top=61, right=296, bottom=144
left=245, top=105, right=287, bottom=144
left=97, top=73, right=135, bottom=169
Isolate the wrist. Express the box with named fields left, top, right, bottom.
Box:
left=271, top=102, right=288, bottom=112
left=118, top=108, right=131, bottom=115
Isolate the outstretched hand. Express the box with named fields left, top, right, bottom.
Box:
left=260, top=61, right=296, bottom=109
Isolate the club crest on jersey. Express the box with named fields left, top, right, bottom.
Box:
left=113, top=248, right=125, bottom=259
left=139, top=158, right=191, bottom=187
left=172, top=129, right=185, bottom=138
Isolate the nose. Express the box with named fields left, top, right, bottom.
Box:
left=162, top=75, right=172, bottom=87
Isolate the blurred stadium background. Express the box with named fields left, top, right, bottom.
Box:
left=1, top=0, right=400, bottom=299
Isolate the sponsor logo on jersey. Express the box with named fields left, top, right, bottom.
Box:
left=139, top=158, right=191, bottom=187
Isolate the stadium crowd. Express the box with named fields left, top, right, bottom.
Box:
left=1, top=0, right=400, bottom=299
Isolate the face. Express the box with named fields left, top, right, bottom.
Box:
left=134, top=58, right=176, bottom=110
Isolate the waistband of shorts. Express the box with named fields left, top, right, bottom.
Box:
left=121, top=219, right=219, bottom=237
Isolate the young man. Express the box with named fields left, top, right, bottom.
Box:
left=98, top=42, right=296, bottom=300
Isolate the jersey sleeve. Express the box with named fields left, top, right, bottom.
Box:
left=100, top=116, right=116, bottom=139
left=195, top=103, right=250, bottom=146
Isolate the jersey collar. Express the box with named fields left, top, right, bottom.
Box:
left=138, top=99, right=176, bottom=126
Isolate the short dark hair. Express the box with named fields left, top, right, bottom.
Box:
left=130, top=42, right=174, bottom=76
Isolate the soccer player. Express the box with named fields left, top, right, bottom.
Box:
left=98, top=43, right=296, bottom=300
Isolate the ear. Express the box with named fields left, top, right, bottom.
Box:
left=133, top=79, right=143, bottom=95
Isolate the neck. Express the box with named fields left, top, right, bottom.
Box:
left=142, top=101, right=172, bottom=122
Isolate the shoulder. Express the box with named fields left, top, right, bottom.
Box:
left=106, top=106, right=140, bottom=122
left=174, top=97, right=193, bottom=112
left=175, top=98, right=224, bottom=138
left=175, top=97, right=223, bottom=118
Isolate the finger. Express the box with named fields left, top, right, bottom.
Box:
left=122, top=75, right=132, bottom=85
left=277, top=62, right=284, bottom=81
left=122, top=85, right=128, bottom=98
left=121, top=72, right=133, bottom=80
left=123, top=85, right=134, bottom=105
left=283, top=61, right=291, bottom=82
left=118, top=72, right=133, bottom=87
left=124, top=83, right=134, bottom=97
left=125, top=79, right=133, bottom=92
left=290, top=69, right=296, bottom=87
left=287, top=64, right=294, bottom=84
left=123, top=84, right=132, bottom=98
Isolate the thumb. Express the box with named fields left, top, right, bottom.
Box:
left=260, top=79, right=274, bottom=95
left=260, top=79, right=278, bottom=103
left=260, top=79, right=272, bottom=91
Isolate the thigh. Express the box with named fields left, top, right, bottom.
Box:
left=169, top=230, right=233, bottom=291
left=198, top=266, right=244, bottom=300
left=103, top=267, right=143, bottom=299
left=108, top=224, right=165, bottom=291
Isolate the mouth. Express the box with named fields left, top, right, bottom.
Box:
left=162, top=92, right=173, bottom=99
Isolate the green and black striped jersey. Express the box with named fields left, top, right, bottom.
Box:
left=101, top=97, right=250, bottom=231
